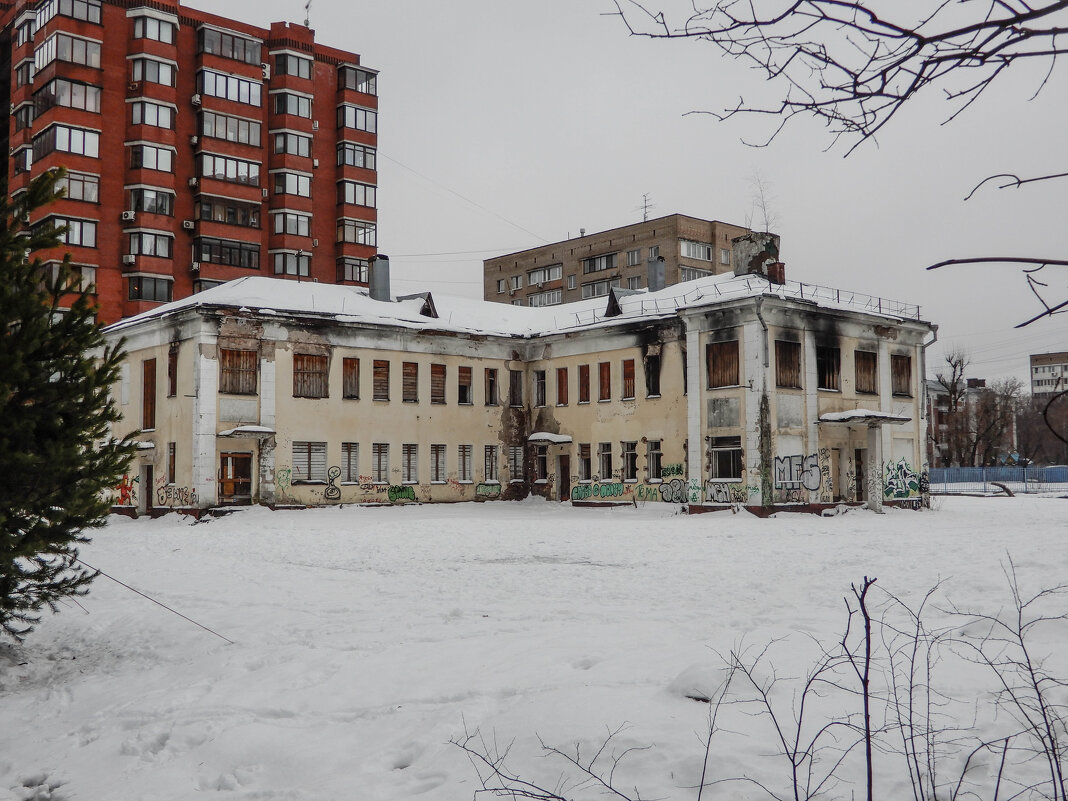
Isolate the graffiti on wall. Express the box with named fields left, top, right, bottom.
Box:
left=662, top=463, right=685, bottom=477
left=818, top=448, right=833, bottom=503
left=324, top=466, right=342, bottom=503
left=571, top=483, right=627, bottom=501
left=116, top=474, right=138, bottom=506
left=883, top=459, right=921, bottom=500
left=388, top=485, right=417, bottom=503
left=155, top=477, right=199, bottom=507
left=705, top=481, right=758, bottom=504
left=773, top=454, right=822, bottom=491
left=476, top=483, right=501, bottom=498
left=276, top=467, right=292, bottom=494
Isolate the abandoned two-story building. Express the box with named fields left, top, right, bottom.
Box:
left=104, top=245, right=936, bottom=514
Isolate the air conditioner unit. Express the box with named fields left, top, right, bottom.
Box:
left=537, top=281, right=544, bottom=288
left=261, top=187, right=268, bottom=199
left=189, top=135, right=199, bottom=146
left=312, top=158, right=319, bottom=168
left=182, top=220, right=195, bottom=230
left=122, top=255, right=136, bottom=265
left=188, top=177, right=198, bottom=187
left=120, top=210, right=136, bottom=222
left=260, top=62, right=271, bottom=80
left=191, top=93, right=202, bottom=106
left=312, top=120, right=319, bottom=130
left=190, top=262, right=200, bottom=272
left=127, top=81, right=142, bottom=94
left=508, top=288, right=516, bottom=296
left=312, top=238, right=318, bottom=247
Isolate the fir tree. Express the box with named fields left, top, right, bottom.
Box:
left=0, top=168, right=135, bottom=642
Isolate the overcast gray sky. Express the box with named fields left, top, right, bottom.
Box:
left=191, top=0, right=1068, bottom=385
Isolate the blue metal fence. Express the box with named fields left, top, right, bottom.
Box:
left=928, top=466, right=1068, bottom=495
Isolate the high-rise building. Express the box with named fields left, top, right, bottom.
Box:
left=1, top=0, right=378, bottom=323
left=1030, top=351, right=1068, bottom=399
left=483, top=214, right=755, bottom=307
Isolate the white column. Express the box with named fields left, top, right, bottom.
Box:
left=191, top=347, right=218, bottom=507
left=867, top=424, right=884, bottom=513
left=742, top=319, right=766, bottom=505
left=686, top=324, right=702, bottom=501
left=804, top=329, right=821, bottom=502
left=258, top=356, right=277, bottom=504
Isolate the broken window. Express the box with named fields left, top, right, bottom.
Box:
left=402, top=361, right=418, bottom=402
left=817, top=346, right=840, bottom=391
left=507, top=445, right=524, bottom=481
left=622, top=441, right=638, bottom=481
left=855, top=350, right=878, bottom=394
left=485, top=368, right=498, bottom=405
left=707, top=340, right=740, bottom=388
left=373, top=359, right=389, bottom=400
left=484, top=445, right=498, bottom=481
left=167, top=343, right=178, bottom=397
left=598, top=361, right=611, bottom=401
left=647, top=440, right=663, bottom=480
left=598, top=442, right=613, bottom=479
left=578, top=364, right=590, bottom=403
left=430, top=363, right=446, bottom=404
left=509, top=369, right=523, bottom=407
left=534, top=370, right=546, bottom=407
left=342, top=357, right=360, bottom=399
left=621, top=359, right=635, bottom=400
left=219, top=348, right=257, bottom=395
left=708, top=436, right=743, bottom=480
left=556, top=367, right=568, bottom=405
left=775, top=340, right=802, bottom=389
left=645, top=352, right=661, bottom=397
left=535, top=445, right=548, bottom=480
left=891, top=354, right=912, bottom=396
left=578, top=444, right=592, bottom=480
left=293, top=354, right=328, bottom=399
left=458, top=366, right=472, bottom=404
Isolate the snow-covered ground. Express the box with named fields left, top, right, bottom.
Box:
left=2, top=497, right=1065, bottom=801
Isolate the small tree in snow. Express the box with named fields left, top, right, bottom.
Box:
left=0, top=169, right=135, bottom=642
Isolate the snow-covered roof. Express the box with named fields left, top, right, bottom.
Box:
left=104, top=272, right=928, bottom=340
left=819, top=409, right=911, bottom=425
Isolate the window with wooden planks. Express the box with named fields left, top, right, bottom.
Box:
left=372, top=442, right=389, bottom=481
left=621, top=358, right=635, bottom=400
left=556, top=367, right=568, bottom=405
left=707, top=341, right=739, bottom=388
left=430, top=363, right=446, bottom=404
left=292, top=441, right=327, bottom=481
left=342, top=357, right=360, bottom=399
left=509, top=369, right=523, bottom=407
left=219, top=348, right=257, bottom=395
left=578, top=364, right=590, bottom=403
left=293, top=354, right=328, bottom=399
left=402, top=362, right=418, bottom=402
left=598, top=361, right=611, bottom=401
left=775, top=341, right=802, bottom=389
left=891, top=354, right=912, bottom=396
left=142, top=358, right=156, bottom=429
left=855, top=350, right=878, bottom=394
left=484, top=445, right=498, bottom=481
left=372, top=360, right=389, bottom=400
left=430, top=444, right=446, bottom=481
left=817, top=346, right=841, bottom=391
left=341, top=442, right=358, bottom=482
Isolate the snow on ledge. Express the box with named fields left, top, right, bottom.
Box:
left=818, top=409, right=911, bottom=425
left=528, top=432, right=573, bottom=444
left=218, top=425, right=277, bottom=437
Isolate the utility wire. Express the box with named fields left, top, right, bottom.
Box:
left=76, top=558, right=235, bottom=646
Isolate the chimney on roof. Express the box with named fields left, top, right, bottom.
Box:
left=369, top=254, right=390, bottom=302
left=732, top=232, right=782, bottom=280
left=647, top=253, right=666, bottom=292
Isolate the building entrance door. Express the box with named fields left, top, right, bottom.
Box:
left=219, top=452, right=253, bottom=505
left=557, top=455, right=570, bottom=502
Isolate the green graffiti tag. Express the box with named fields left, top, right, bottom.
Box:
left=387, top=485, right=417, bottom=503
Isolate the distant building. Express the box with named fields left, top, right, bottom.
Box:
left=483, top=214, right=755, bottom=307
left=926, top=377, right=1018, bottom=467
left=1, top=0, right=378, bottom=323
left=1030, top=352, right=1068, bottom=399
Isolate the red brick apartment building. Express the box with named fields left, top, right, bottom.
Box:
left=1, top=0, right=378, bottom=323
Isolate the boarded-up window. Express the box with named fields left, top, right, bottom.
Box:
left=341, top=442, right=358, bottom=482
left=484, top=445, right=498, bottom=481
left=293, top=354, right=328, bottom=399
left=578, top=364, right=590, bottom=403
left=372, top=442, right=389, bottom=481
left=342, top=357, right=360, bottom=399
left=292, top=441, right=327, bottom=481
left=622, top=359, right=635, bottom=399
left=556, top=367, right=568, bottom=405
left=458, top=444, right=472, bottom=481
left=403, top=362, right=418, bottom=402
left=430, top=363, right=446, bottom=404
left=373, top=360, right=389, bottom=400
left=509, top=369, right=523, bottom=406
left=167, top=344, right=178, bottom=397
left=598, top=362, right=611, bottom=401
left=458, top=366, right=472, bottom=404
left=817, top=346, right=841, bottom=390
left=855, top=350, right=878, bottom=394
left=485, top=368, right=498, bottom=405
left=645, top=353, right=661, bottom=397
left=142, top=358, right=156, bottom=429
left=707, top=341, right=740, bottom=388
left=775, top=341, right=801, bottom=389
left=219, top=348, right=257, bottom=395
left=891, top=354, right=912, bottom=396
left=402, top=443, right=418, bottom=482
left=431, top=443, right=446, bottom=481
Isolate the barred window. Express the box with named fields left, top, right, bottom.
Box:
left=219, top=349, right=257, bottom=395
left=341, top=442, right=358, bottom=482
left=707, top=341, right=740, bottom=388
left=292, top=441, right=327, bottom=482
left=293, top=354, right=328, bottom=399
left=431, top=444, right=446, bottom=482
left=372, top=443, right=389, bottom=482
left=402, top=444, right=418, bottom=483
left=342, top=357, right=360, bottom=399
left=458, top=445, right=473, bottom=481
left=855, top=350, right=878, bottom=394
left=508, top=445, right=524, bottom=481
left=775, top=340, right=802, bottom=389
left=484, top=445, right=499, bottom=481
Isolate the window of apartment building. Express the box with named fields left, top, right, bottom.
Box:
left=891, top=354, right=913, bottom=396
left=293, top=354, right=328, bottom=399
left=775, top=340, right=802, bottom=389
left=855, top=350, right=878, bottom=394
left=567, top=274, right=577, bottom=291
left=133, top=16, right=176, bottom=44
left=578, top=364, right=590, bottom=403
left=527, top=265, right=562, bottom=285
left=509, top=370, right=523, bottom=407
left=13, top=148, right=33, bottom=176
left=337, top=258, right=369, bottom=283
left=201, top=154, right=259, bottom=185
left=458, top=366, right=473, bottom=404
left=131, top=101, right=174, bottom=129
left=130, top=144, right=173, bottom=173
left=128, top=231, right=172, bottom=258
left=708, top=436, right=743, bottom=480
left=338, top=180, right=377, bottom=208
left=219, top=349, right=257, bottom=395
left=534, top=446, right=548, bottom=481
left=645, top=353, right=661, bottom=397
left=129, top=188, right=175, bottom=216
left=337, top=142, right=376, bottom=170
left=430, top=364, right=446, bottom=404
left=16, top=21, right=34, bottom=48
left=622, top=359, right=636, bottom=400
left=142, top=358, right=156, bottom=430
left=680, top=266, right=712, bottom=282
left=507, top=445, right=524, bottom=482
left=167, top=442, right=176, bottom=484
left=510, top=299, right=524, bottom=307
left=627, top=248, right=641, bottom=267
left=484, top=445, right=499, bottom=482
left=528, top=289, right=562, bottom=307
left=273, top=132, right=312, bottom=157
left=339, top=65, right=377, bottom=95
left=36, top=0, right=101, bottom=26
left=337, top=219, right=376, bottom=246
left=817, top=346, right=841, bottom=391
left=292, top=441, right=327, bottom=482
left=485, top=368, right=499, bottom=405
left=44, top=262, right=94, bottom=294
left=272, top=251, right=310, bottom=276
left=195, top=236, right=259, bottom=268
left=337, top=104, right=377, bottom=133
left=273, top=171, right=311, bottom=196
left=720, top=248, right=731, bottom=266
left=199, top=69, right=262, bottom=105
left=34, top=33, right=101, bottom=72
left=275, top=53, right=313, bottom=79
left=598, top=362, right=611, bottom=401
left=647, top=440, right=663, bottom=480
left=627, top=277, right=641, bottom=290
left=13, top=104, right=33, bottom=132
left=130, top=58, right=175, bottom=87
left=534, top=370, right=546, bottom=407
left=583, top=254, right=616, bottom=274
left=193, top=279, right=223, bottom=294
left=578, top=444, right=592, bottom=481
left=341, top=442, right=358, bottom=482
left=273, top=91, right=311, bottom=117
left=681, top=240, right=714, bottom=261
left=200, top=197, right=260, bottom=228
left=510, top=275, right=523, bottom=291
left=598, top=442, right=613, bottom=480
left=496, top=279, right=506, bottom=295
left=34, top=78, right=101, bottom=113
left=402, top=444, right=418, bottom=483
left=372, top=443, right=389, bottom=482
left=402, top=362, right=418, bottom=402
left=127, top=275, right=172, bottom=303
left=45, top=217, right=96, bottom=248
left=581, top=278, right=620, bottom=299
left=681, top=346, right=688, bottom=395
left=430, top=444, right=446, bottom=483
left=15, top=61, right=35, bottom=89
left=342, top=357, right=360, bottom=399
left=33, top=125, right=99, bottom=160
left=458, top=445, right=473, bottom=482
left=556, top=367, right=568, bottom=406
left=200, top=111, right=261, bottom=145
left=622, top=441, right=638, bottom=481
left=167, top=344, right=178, bottom=397
left=198, top=28, right=261, bottom=65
